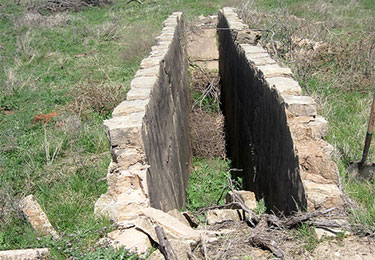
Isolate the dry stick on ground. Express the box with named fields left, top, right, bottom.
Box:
left=226, top=173, right=259, bottom=226
left=155, top=226, right=177, bottom=260
left=248, top=217, right=285, bottom=258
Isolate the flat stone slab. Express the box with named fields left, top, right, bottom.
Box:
left=0, top=248, right=49, bottom=260
left=112, top=99, right=149, bottom=117
left=135, top=66, right=159, bottom=77
left=141, top=207, right=200, bottom=240
left=140, top=57, right=162, bottom=69
left=240, top=44, right=268, bottom=54
left=187, top=29, right=219, bottom=61
left=19, top=195, right=58, bottom=239
left=127, top=88, right=151, bottom=100
left=248, top=55, right=276, bottom=66
left=108, top=228, right=151, bottom=254
left=103, top=112, right=144, bottom=147
left=206, top=209, right=241, bottom=225
left=226, top=190, right=257, bottom=210
left=282, top=95, right=317, bottom=117
left=131, top=76, right=158, bottom=89
left=257, top=64, right=293, bottom=78
left=267, top=76, right=302, bottom=95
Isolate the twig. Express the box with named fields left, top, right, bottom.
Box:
left=248, top=217, right=285, bottom=258
left=200, top=231, right=208, bottom=260
left=227, top=174, right=259, bottom=226
left=155, top=226, right=176, bottom=260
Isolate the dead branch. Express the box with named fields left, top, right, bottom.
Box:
left=226, top=175, right=259, bottom=226
left=248, top=217, right=285, bottom=258
left=155, top=226, right=177, bottom=260
left=265, top=207, right=337, bottom=229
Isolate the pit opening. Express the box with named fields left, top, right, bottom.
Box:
left=186, top=13, right=306, bottom=216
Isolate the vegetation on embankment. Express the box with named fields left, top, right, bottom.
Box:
left=239, top=0, right=375, bottom=233
left=0, top=0, right=237, bottom=257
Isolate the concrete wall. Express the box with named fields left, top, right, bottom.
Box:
left=95, top=12, right=192, bottom=222
left=142, top=15, right=192, bottom=211
left=218, top=8, right=344, bottom=215
left=218, top=9, right=307, bottom=214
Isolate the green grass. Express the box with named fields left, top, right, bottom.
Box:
left=186, top=158, right=230, bottom=212
left=243, top=0, right=375, bottom=232
left=294, top=223, right=319, bottom=252
left=0, top=0, right=238, bottom=256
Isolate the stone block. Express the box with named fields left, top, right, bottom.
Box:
left=206, top=209, right=241, bottom=225
left=141, top=207, right=200, bottom=240
left=19, top=195, right=58, bottom=239
left=282, top=94, right=317, bottom=117
left=266, top=77, right=302, bottom=95
left=225, top=190, right=257, bottom=210
left=240, top=44, right=267, bottom=55
left=112, top=99, right=149, bottom=117
left=194, top=60, right=218, bottom=71
left=126, top=88, right=151, bottom=100
left=257, top=64, right=293, bottom=78
left=246, top=52, right=270, bottom=59
left=95, top=194, right=147, bottom=221
left=248, top=55, right=276, bottom=66
left=103, top=112, right=144, bottom=147
left=108, top=227, right=151, bottom=254
left=135, top=66, right=159, bottom=77
left=0, top=248, right=49, bottom=260
left=140, top=57, right=162, bottom=69
left=308, top=115, right=328, bottom=139
left=303, top=180, right=344, bottom=210
left=106, top=172, right=145, bottom=196
left=167, top=209, right=190, bottom=227
left=130, top=76, right=158, bottom=89
left=187, top=29, right=219, bottom=61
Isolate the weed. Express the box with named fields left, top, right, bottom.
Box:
left=239, top=0, right=375, bottom=230
left=254, top=198, right=267, bottom=215
left=0, top=0, right=239, bottom=252
left=186, top=158, right=230, bottom=212
left=294, top=223, right=319, bottom=252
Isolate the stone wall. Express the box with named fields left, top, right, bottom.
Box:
left=95, top=12, right=192, bottom=221
left=218, top=8, right=343, bottom=214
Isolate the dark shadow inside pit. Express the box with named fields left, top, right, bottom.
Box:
left=217, top=14, right=307, bottom=216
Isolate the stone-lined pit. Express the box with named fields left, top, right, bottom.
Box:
left=93, top=8, right=344, bottom=257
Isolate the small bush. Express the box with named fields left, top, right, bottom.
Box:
left=189, top=108, right=226, bottom=158
left=66, top=83, right=126, bottom=118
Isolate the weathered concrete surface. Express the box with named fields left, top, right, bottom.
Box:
left=142, top=12, right=192, bottom=212
left=218, top=9, right=306, bottom=215
left=19, top=195, right=58, bottom=239
left=95, top=12, right=194, bottom=256
left=218, top=7, right=343, bottom=213
left=0, top=248, right=49, bottom=260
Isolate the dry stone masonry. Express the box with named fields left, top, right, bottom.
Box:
left=218, top=7, right=343, bottom=214
left=93, top=8, right=345, bottom=258
left=94, top=12, right=197, bottom=258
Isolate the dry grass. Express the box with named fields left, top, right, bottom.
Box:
left=238, top=4, right=375, bottom=93
left=65, top=82, right=126, bottom=117
left=189, top=66, right=226, bottom=158
left=190, top=108, right=226, bottom=158
left=34, top=0, right=112, bottom=13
